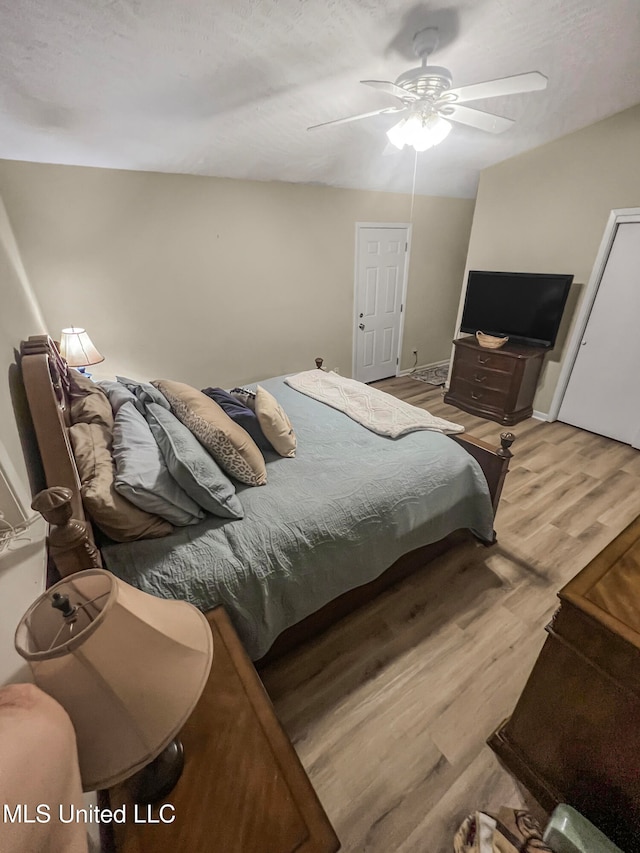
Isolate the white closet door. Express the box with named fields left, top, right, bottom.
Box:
left=559, top=222, right=640, bottom=446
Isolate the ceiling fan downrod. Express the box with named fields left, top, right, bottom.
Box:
left=394, top=27, right=453, bottom=100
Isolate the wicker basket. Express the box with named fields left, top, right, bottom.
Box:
left=476, top=331, right=509, bottom=349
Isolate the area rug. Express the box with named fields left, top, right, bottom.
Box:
left=411, top=363, right=449, bottom=386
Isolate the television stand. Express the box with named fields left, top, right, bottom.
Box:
left=444, top=336, right=546, bottom=425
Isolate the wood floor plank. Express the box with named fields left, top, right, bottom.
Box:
left=551, top=469, right=638, bottom=536
left=262, top=378, right=640, bottom=852
left=621, top=452, right=640, bottom=477
left=395, top=749, right=542, bottom=853
left=429, top=633, right=544, bottom=766
left=504, top=471, right=599, bottom=540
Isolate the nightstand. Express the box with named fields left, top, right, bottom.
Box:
left=106, top=607, right=340, bottom=852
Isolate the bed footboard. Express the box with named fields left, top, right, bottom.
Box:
left=452, top=431, right=515, bottom=515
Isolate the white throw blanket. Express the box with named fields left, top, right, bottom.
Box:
left=285, top=370, right=464, bottom=438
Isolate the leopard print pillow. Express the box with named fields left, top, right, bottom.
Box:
left=153, top=380, right=267, bottom=486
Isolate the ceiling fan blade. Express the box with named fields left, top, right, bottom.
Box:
left=446, top=71, right=548, bottom=104
left=443, top=104, right=515, bottom=133
left=307, top=106, right=406, bottom=130
left=361, top=80, right=419, bottom=101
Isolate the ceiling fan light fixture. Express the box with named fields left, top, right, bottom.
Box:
left=386, top=117, right=409, bottom=150
left=413, top=113, right=452, bottom=150
left=387, top=112, right=452, bottom=152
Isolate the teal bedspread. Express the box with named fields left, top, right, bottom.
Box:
left=102, top=377, right=494, bottom=659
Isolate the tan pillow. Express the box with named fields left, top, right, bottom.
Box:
left=69, top=423, right=172, bottom=541
left=68, top=370, right=114, bottom=430
left=255, top=386, right=296, bottom=458
left=152, top=379, right=267, bottom=486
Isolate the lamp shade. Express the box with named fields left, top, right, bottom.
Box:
left=15, top=570, right=213, bottom=791
left=59, top=327, right=104, bottom=367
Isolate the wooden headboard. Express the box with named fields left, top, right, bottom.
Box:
left=20, top=335, right=101, bottom=574
left=20, top=336, right=81, bottom=513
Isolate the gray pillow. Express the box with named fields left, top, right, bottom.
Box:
left=98, top=380, right=137, bottom=414
left=113, top=401, right=204, bottom=526
left=116, top=376, right=171, bottom=411
left=146, top=403, right=244, bottom=520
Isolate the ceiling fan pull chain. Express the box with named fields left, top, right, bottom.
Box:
left=409, top=148, right=418, bottom=223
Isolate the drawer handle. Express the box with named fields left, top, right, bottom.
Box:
left=471, top=391, right=482, bottom=400
left=474, top=374, right=487, bottom=383
left=477, top=356, right=490, bottom=364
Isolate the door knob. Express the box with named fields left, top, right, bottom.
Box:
left=359, top=323, right=365, bottom=330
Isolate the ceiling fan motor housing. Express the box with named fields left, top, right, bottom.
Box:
left=394, top=66, right=453, bottom=100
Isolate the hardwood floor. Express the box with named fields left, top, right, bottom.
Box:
left=261, top=377, right=640, bottom=852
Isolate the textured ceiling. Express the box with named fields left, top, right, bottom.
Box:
left=1, top=0, right=640, bottom=197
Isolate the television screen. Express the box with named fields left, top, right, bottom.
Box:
left=460, top=270, right=573, bottom=347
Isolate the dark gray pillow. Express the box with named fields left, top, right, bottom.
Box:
left=201, top=387, right=273, bottom=452
left=145, top=403, right=243, bottom=519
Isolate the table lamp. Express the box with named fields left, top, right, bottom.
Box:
left=14, top=569, right=213, bottom=803
left=59, top=327, right=104, bottom=375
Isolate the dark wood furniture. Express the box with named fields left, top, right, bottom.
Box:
left=489, top=515, right=640, bottom=852
left=18, top=334, right=514, bottom=662
left=106, top=607, right=340, bottom=853
left=444, top=336, right=546, bottom=425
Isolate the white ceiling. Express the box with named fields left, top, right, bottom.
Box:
left=1, top=0, right=640, bottom=198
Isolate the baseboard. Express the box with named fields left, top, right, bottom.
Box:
left=397, top=359, right=449, bottom=378
left=532, top=410, right=549, bottom=421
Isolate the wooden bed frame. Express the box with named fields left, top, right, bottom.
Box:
left=18, top=335, right=515, bottom=665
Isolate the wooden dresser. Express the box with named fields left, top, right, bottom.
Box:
left=106, top=607, right=340, bottom=853
left=444, top=337, right=546, bottom=425
left=489, top=516, right=640, bottom=852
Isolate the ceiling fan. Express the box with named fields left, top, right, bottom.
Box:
left=308, top=28, right=548, bottom=151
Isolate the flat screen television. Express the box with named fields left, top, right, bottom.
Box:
left=460, top=270, right=573, bottom=348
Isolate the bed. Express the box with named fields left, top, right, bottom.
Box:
left=19, top=335, right=515, bottom=662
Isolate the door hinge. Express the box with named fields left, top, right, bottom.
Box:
left=400, top=303, right=403, bottom=313
left=405, top=242, right=408, bottom=252
left=396, top=357, right=399, bottom=365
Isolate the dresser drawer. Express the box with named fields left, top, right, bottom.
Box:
left=453, top=360, right=514, bottom=393
left=452, top=378, right=509, bottom=411
left=454, top=346, right=514, bottom=374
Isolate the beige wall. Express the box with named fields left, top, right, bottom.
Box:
left=0, top=197, right=47, bottom=515
left=460, top=103, right=640, bottom=413
left=0, top=161, right=474, bottom=389
left=0, top=195, right=47, bottom=684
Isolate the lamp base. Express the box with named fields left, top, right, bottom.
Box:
left=129, top=738, right=185, bottom=805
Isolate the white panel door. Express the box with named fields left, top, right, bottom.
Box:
left=354, top=226, right=408, bottom=383
left=559, top=222, right=640, bottom=447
